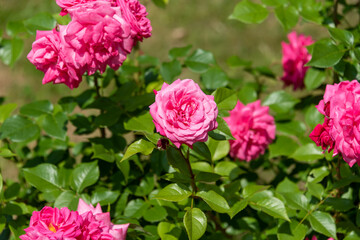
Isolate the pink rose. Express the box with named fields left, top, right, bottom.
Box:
left=55, top=0, right=113, bottom=16
left=224, top=100, right=276, bottom=161
left=20, top=206, right=83, bottom=240
left=309, top=118, right=335, bottom=152
left=281, top=31, right=314, bottom=90
left=27, top=26, right=84, bottom=89
left=310, top=80, right=360, bottom=167
left=77, top=199, right=129, bottom=240
left=64, top=1, right=133, bottom=75
left=149, top=79, right=218, bottom=148
left=116, top=0, right=152, bottom=43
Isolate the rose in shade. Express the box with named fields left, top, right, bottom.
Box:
left=281, top=31, right=314, bottom=90
left=309, top=118, right=335, bottom=152
left=20, top=206, right=83, bottom=240
left=224, top=100, right=276, bottom=161
left=149, top=79, right=218, bottom=148
left=27, top=26, right=84, bottom=89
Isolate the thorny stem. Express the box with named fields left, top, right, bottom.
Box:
left=94, top=76, right=106, bottom=138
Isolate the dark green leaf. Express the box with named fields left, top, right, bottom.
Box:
left=201, top=67, right=229, bottom=90
left=160, top=59, right=182, bottom=83
left=192, top=142, right=212, bottom=161
left=20, top=100, right=53, bottom=117
left=304, top=68, right=326, bottom=90
left=307, top=41, right=344, bottom=68
left=23, top=12, right=56, bottom=35
left=23, top=163, right=62, bottom=192
left=209, top=117, right=235, bottom=140
left=1, top=115, right=40, bottom=142
left=166, top=147, right=191, bottom=177
left=277, top=220, right=308, bottom=240
left=41, top=113, right=67, bottom=140
left=91, top=190, right=120, bottom=205
left=124, top=199, right=150, bottom=218
left=183, top=208, right=207, bottom=240
left=124, top=112, right=155, bottom=134
left=328, top=28, right=354, bottom=47
left=71, top=161, right=99, bottom=193
left=229, top=0, right=269, bottom=24
left=54, top=191, right=79, bottom=210
left=92, top=144, right=115, bottom=163
left=185, top=49, right=215, bottom=73
left=324, top=197, right=355, bottom=212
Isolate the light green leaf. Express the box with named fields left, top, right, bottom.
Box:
left=196, top=190, right=230, bottom=213
left=290, top=143, right=324, bottom=162
left=309, top=211, right=337, bottom=239
left=185, top=49, right=216, bottom=73
left=263, top=90, right=299, bottom=114
left=54, top=191, right=79, bottom=210
left=280, top=192, right=309, bottom=211
left=169, top=45, right=192, bottom=60
left=307, top=40, right=344, bottom=68
left=124, top=112, right=155, bottom=134
left=160, top=59, right=182, bottom=83
left=144, top=206, right=168, bottom=222
left=229, top=199, right=248, bottom=219
left=23, top=12, right=56, bottom=35
left=304, top=68, right=326, bottom=91
left=92, top=144, right=115, bottom=163
left=250, top=196, right=290, bottom=221
left=41, top=113, right=67, bottom=140
left=215, top=161, right=243, bottom=179
left=0, top=38, right=24, bottom=67
left=1, top=115, right=40, bottom=142
left=238, top=83, right=257, bottom=104
left=208, top=117, right=235, bottom=140
left=275, top=6, right=298, bottom=31
left=121, top=139, right=155, bottom=161
left=269, top=135, right=299, bottom=158
left=207, top=137, right=230, bottom=161
left=23, top=163, right=62, bottom=192
left=212, top=87, right=237, bottom=111
left=71, top=161, right=99, bottom=193
left=183, top=208, right=207, bottom=240
left=307, top=182, right=324, bottom=199
left=229, top=0, right=269, bottom=24
left=307, top=166, right=329, bottom=183
left=201, top=67, right=229, bottom=90
left=305, top=105, right=324, bottom=130
left=91, top=190, right=120, bottom=205
left=155, top=183, right=191, bottom=202
left=328, top=28, right=354, bottom=47
left=243, top=184, right=270, bottom=198
left=20, top=100, right=53, bottom=117
left=0, top=103, right=17, bottom=123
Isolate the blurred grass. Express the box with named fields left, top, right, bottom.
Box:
left=0, top=0, right=328, bottom=105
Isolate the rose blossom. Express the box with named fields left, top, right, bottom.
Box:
left=149, top=79, right=218, bottom=148
left=77, top=199, right=129, bottom=240
left=224, top=100, right=276, bottom=161
left=27, top=26, right=84, bottom=89
left=20, top=206, right=83, bottom=240
left=309, top=118, right=335, bottom=152
left=64, top=1, right=133, bottom=75
left=281, top=31, right=314, bottom=90
left=56, top=0, right=113, bottom=16
left=116, top=0, right=152, bottom=43
left=310, top=80, right=360, bottom=167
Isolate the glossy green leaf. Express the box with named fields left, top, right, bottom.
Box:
left=192, top=142, right=212, bottom=161
left=269, top=135, right=299, bottom=158
left=1, top=115, right=39, bottom=142
left=290, top=143, right=324, bottom=162
left=304, top=68, right=326, bottom=90
left=309, top=211, right=337, bottom=239
left=169, top=45, right=192, bottom=59
left=144, top=206, right=168, bottom=222
left=207, top=137, right=230, bottom=161
left=71, top=161, right=99, bottom=193
left=276, top=178, right=300, bottom=193
left=250, top=196, right=290, bottom=221
left=229, top=0, right=269, bottom=24
left=183, top=208, right=207, bottom=240
left=328, top=28, right=354, bottom=47
left=20, top=100, right=53, bottom=117
left=124, top=112, right=154, bottom=134
left=243, top=185, right=270, bottom=198
left=0, top=38, right=24, bottom=67
left=208, top=117, right=235, bottom=140
left=215, top=161, right=243, bottom=179
left=41, top=113, right=67, bottom=140
left=157, top=222, right=181, bottom=240
left=307, top=41, right=344, bottom=68
left=155, top=183, right=191, bottom=202
left=263, top=90, right=299, bottom=114
left=166, top=147, right=191, bottom=177
left=344, top=231, right=360, bottom=240
left=185, top=49, right=215, bottom=73
left=277, top=220, right=308, bottom=240
left=275, top=6, right=298, bottom=31
left=308, top=166, right=329, bottom=183
left=201, top=67, right=229, bottom=89
left=124, top=199, right=150, bottom=219
left=92, top=144, right=115, bottom=163
left=160, top=59, right=182, bottom=83
left=54, top=191, right=79, bottom=210
left=23, top=12, right=56, bottom=35
left=307, top=182, right=324, bottom=199
left=23, top=163, right=62, bottom=192
left=212, top=87, right=237, bottom=111
left=229, top=199, right=248, bottom=219
left=197, top=190, right=230, bottom=213
left=280, top=192, right=308, bottom=211
left=91, top=190, right=120, bottom=205
left=121, top=139, right=155, bottom=161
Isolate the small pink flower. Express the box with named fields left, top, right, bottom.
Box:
left=27, top=26, right=84, bottom=89
left=64, top=1, right=132, bottom=75
left=20, top=206, right=83, bottom=240
left=281, top=31, right=314, bottom=90
left=309, top=118, right=335, bottom=152
left=224, top=100, right=276, bottom=161
left=116, top=0, right=152, bottom=43
left=77, top=198, right=129, bottom=240
left=149, top=79, right=218, bottom=148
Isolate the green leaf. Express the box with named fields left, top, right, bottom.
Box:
left=160, top=59, right=182, bottom=83
left=124, top=112, right=154, bottom=134
left=0, top=38, right=24, bottom=67
left=307, top=40, right=344, bottom=68
left=269, top=135, right=299, bottom=158
left=263, top=90, right=299, bottom=114
left=305, top=104, right=324, bottom=130
left=277, top=220, right=308, bottom=240
left=243, top=184, right=270, bottom=198
left=183, top=208, right=207, bottom=240
left=91, top=190, right=120, bottom=205
left=208, top=117, right=235, bottom=140
left=121, top=139, right=155, bottom=161
left=71, top=161, right=99, bottom=193
left=41, top=113, right=67, bottom=140
left=0, top=103, right=17, bottom=123
left=276, top=178, right=300, bottom=193
left=328, top=28, right=354, bottom=47
left=207, top=137, right=230, bottom=161
left=4, top=182, right=20, bottom=200
left=166, top=147, right=191, bottom=177
left=196, top=190, right=230, bottom=213
left=20, top=100, right=53, bottom=117
left=92, top=144, right=115, bottom=162
left=250, top=196, right=290, bottom=221
left=229, top=0, right=269, bottom=24
left=185, top=49, right=215, bottom=73
left=54, top=191, right=79, bottom=210
left=169, top=45, right=192, bottom=60
left=144, top=206, right=168, bottom=222
left=308, top=166, right=329, bottom=183
left=212, top=88, right=237, bottom=111
left=344, top=231, right=360, bottom=240
left=23, top=163, right=62, bottom=192
left=274, top=6, right=298, bottom=31
left=226, top=55, right=252, bottom=67
left=201, top=67, right=229, bottom=90
left=1, top=115, right=40, bottom=142
left=0, top=174, right=2, bottom=194
left=152, top=0, right=168, bottom=8
left=280, top=192, right=308, bottom=211
left=290, top=143, right=324, bottom=162
left=155, top=183, right=191, bottom=202
left=215, top=161, right=243, bottom=179
left=309, top=211, right=337, bottom=239
left=307, top=182, right=324, bottom=199
left=277, top=120, right=306, bottom=137
left=195, top=172, right=221, bottom=182
left=304, top=68, right=326, bottom=90
left=6, top=21, right=26, bottom=37
left=229, top=199, right=248, bottom=219
left=261, top=0, right=287, bottom=6
left=192, top=142, right=212, bottom=161
left=124, top=199, right=150, bottom=218
left=23, top=12, right=56, bottom=35
left=238, top=83, right=257, bottom=104
left=323, top=197, right=355, bottom=212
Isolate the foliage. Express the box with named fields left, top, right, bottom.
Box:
left=1, top=0, right=360, bottom=239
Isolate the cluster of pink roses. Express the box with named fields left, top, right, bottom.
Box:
left=281, top=31, right=314, bottom=90
left=28, top=0, right=151, bottom=89
left=20, top=199, right=129, bottom=240
left=310, top=80, right=360, bottom=167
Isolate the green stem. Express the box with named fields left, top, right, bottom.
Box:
left=94, top=76, right=106, bottom=138
left=177, top=147, right=198, bottom=193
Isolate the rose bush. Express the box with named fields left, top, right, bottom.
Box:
left=1, top=0, right=360, bottom=240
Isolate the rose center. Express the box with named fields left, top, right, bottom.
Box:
left=48, top=223, right=57, bottom=233
left=176, top=101, right=196, bottom=123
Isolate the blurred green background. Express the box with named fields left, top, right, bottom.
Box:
left=0, top=0, right=327, bottom=105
